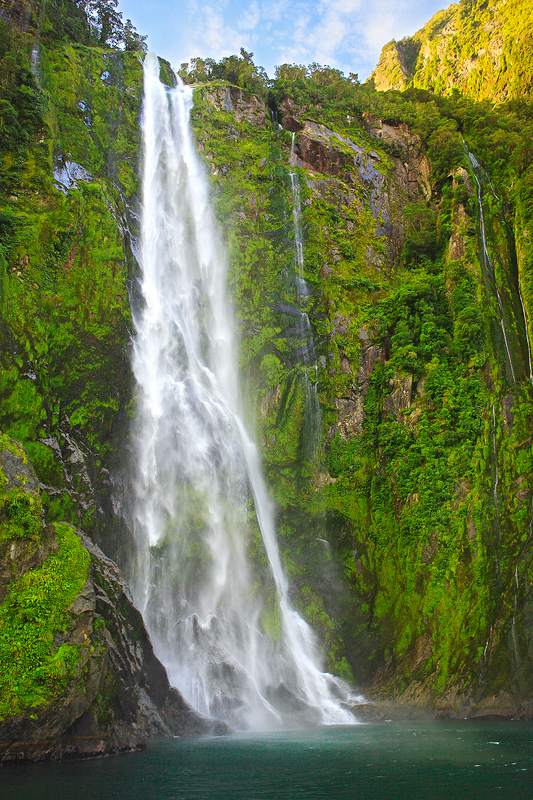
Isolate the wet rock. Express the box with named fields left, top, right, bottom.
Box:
left=0, top=442, right=54, bottom=603
left=294, top=118, right=430, bottom=266
left=280, top=98, right=304, bottom=132
left=0, top=440, right=39, bottom=493
left=204, top=85, right=269, bottom=128
left=0, top=523, right=58, bottom=605
left=295, top=122, right=351, bottom=178
left=383, top=374, right=413, bottom=421
left=363, top=114, right=431, bottom=202
left=265, top=683, right=322, bottom=728
left=330, top=327, right=385, bottom=441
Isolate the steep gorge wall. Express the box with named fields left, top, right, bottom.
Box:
left=190, top=78, right=533, bottom=716
left=0, top=1, right=142, bottom=554
left=0, top=437, right=219, bottom=761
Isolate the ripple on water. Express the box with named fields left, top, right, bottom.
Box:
left=1, top=721, right=532, bottom=800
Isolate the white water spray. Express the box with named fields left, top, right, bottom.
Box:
left=130, top=54, right=357, bottom=730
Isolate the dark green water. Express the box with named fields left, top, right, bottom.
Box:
left=1, top=722, right=532, bottom=799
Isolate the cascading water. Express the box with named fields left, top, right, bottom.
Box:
left=288, top=133, right=321, bottom=461
left=130, top=54, right=357, bottom=731
left=468, top=150, right=533, bottom=388
left=467, top=150, right=516, bottom=383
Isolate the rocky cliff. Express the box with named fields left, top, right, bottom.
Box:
left=182, top=53, right=533, bottom=716
left=372, top=0, right=533, bottom=103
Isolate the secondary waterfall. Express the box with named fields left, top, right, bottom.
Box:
left=130, top=53, right=356, bottom=731
left=467, top=150, right=516, bottom=383
left=288, top=133, right=321, bottom=461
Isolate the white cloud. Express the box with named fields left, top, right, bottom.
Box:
left=118, top=0, right=450, bottom=81
left=272, top=9, right=313, bottom=65
left=275, top=0, right=363, bottom=69
left=260, top=0, right=289, bottom=23
left=183, top=4, right=244, bottom=61
left=238, top=0, right=260, bottom=30
left=318, top=0, right=363, bottom=15
left=364, top=13, right=398, bottom=53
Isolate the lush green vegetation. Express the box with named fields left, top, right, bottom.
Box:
left=0, top=1, right=142, bottom=536
left=0, top=521, right=90, bottom=719
left=0, top=434, right=42, bottom=541
left=372, top=0, right=533, bottom=104
left=185, top=40, right=533, bottom=698
left=178, top=48, right=269, bottom=98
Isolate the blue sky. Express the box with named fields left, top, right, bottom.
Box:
left=117, top=0, right=450, bottom=82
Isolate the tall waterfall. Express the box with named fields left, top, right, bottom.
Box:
left=130, top=54, right=356, bottom=731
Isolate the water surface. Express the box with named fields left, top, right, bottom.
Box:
left=1, top=721, right=532, bottom=799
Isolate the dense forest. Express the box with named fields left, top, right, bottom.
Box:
left=1, top=0, right=533, bottom=759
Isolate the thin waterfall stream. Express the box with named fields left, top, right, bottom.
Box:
left=517, top=268, right=533, bottom=387
left=467, top=150, right=533, bottom=388
left=129, top=54, right=357, bottom=731
left=467, top=150, right=516, bottom=383
left=288, top=133, right=321, bottom=460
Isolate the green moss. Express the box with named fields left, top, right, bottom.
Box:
left=0, top=522, right=90, bottom=719
left=0, top=434, right=27, bottom=487
left=1, top=2, right=533, bottom=701
left=0, top=29, right=141, bottom=532
left=188, top=58, right=533, bottom=692
left=0, top=489, right=42, bottom=541
left=0, top=433, right=43, bottom=541
left=372, top=0, right=533, bottom=104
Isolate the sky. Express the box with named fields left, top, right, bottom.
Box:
left=116, top=0, right=451, bottom=82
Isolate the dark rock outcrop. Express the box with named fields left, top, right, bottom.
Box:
left=0, top=443, right=227, bottom=763
left=0, top=527, right=227, bottom=762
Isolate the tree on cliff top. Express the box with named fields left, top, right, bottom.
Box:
left=85, top=0, right=146, bottom=50
left=178, top=49, right=268, bottom=97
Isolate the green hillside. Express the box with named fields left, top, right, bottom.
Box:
left=372, top=0, right=533, bottom=103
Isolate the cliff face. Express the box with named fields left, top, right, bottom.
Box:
left=0, top=0, right=142, bottom=553
left=1, top=0, right=533, bottom=744
left=0, top=2, right=226, bottom=757
left=187, top=61, right=533, bottom=715
left=372, top=0, right=533, bottom=103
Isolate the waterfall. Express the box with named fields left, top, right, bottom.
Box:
left=491, top=402, right=499, bottom=510
left=467, top=147, right=533, bottom=387
left=467, top=150, right=516, bottom=383
left=129, top=53, right=356, bottom=731
left=288, top=134, right=321, bottom=461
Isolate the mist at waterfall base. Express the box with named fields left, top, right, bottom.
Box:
left=3, top=722, right=533, bottom=800
left=128, top=53, right=356, bottom=731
